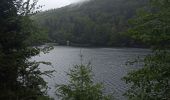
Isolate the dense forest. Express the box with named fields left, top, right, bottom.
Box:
left=0, top=0, right=169, bottom=100
left=33, top=0, right=149, bottom=47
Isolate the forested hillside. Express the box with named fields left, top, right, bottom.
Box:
left=34, top=0, right=148, bottom=47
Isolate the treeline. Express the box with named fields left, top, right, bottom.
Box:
left=0, top=0, right=169, bottom=99
left=34, top=0, right=148, bottom=47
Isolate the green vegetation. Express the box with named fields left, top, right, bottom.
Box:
left=34, top=0, right=148, bottom=47
left=25, top=23, right=50, bottom=46
left=0, top=0, right=53, bottom=99
left=56, top=64, right=112, bottom=100
left=1, top=0, right=169, bottom=99
left=123, top=0, right=170, bottom=99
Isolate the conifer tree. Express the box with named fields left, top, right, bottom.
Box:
left=0, top=0, right=52, bottom=100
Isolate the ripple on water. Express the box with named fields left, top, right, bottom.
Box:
left=32, top=46, right=150, bottom=100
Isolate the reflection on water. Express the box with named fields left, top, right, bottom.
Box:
left=32, top=46, right=150, bottom=100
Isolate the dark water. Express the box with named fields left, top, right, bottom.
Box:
left=32, top=46, right=150, bottom=100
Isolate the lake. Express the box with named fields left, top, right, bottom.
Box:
left=32, top=46, right=150, bottom=100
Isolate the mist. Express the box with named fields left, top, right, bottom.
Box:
left=37, top=0, right=89, bottom=10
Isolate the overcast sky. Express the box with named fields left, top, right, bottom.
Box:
left=37, top=0, right=88, bottom=10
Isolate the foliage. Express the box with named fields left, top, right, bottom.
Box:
left=56, top=64, right=112, bottom=100
left=128, top=0, right=170, bottom=49
left=25, top=22, right=50, bottom=46
left=123, top=0, right=170, bottom=100
left=33, top=0, right=149, bottom=47
left=0, top=0, right=53, bottom=100
left=124, top=51, right=170, bottom=100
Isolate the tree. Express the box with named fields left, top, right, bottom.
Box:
left=56, top=64, right=112, bottom=100
left=123, top=0, right=170, bottom=99
left=0, top=0, right=53, bottom=100
left=33, top=0, right=148, bottom=47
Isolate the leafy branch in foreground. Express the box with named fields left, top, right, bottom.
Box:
left=123, top=0, right=170, bottom=100
left=0, top=0, right=53, bottom=99
left=56, top=64, right=112, bottom=100
left=124, top=50, right=170, bottom=100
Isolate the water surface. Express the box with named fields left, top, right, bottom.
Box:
left=33, top=46, right=150, bottom=100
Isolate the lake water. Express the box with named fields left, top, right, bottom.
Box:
left=32, top=46, right=150, bottom=100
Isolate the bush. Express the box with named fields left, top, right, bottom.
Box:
left=56, top=64, right=112, bottom=100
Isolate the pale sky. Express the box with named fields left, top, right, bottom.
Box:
left=37, top=0, right=88, bottom=10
